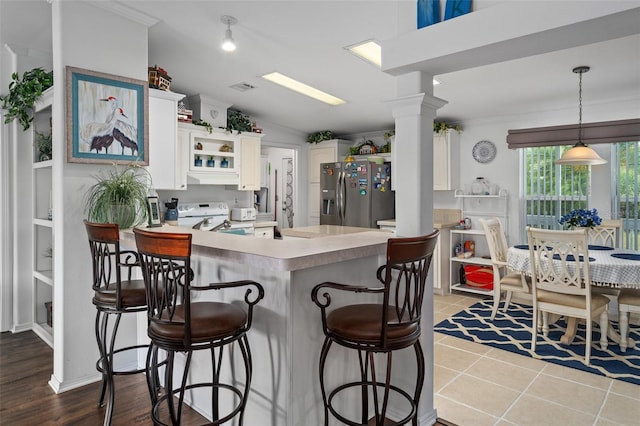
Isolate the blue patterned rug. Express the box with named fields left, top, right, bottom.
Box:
left=434, top=300, right=640, bottom=385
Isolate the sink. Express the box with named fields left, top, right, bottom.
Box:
left=217, top=228, right=247, bottom=235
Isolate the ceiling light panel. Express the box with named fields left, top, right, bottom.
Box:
left=261, top=72, right=346, bottom=106
left=346, top=40, right=382, bottom=67
left=346, top=40, right=440, bottom=85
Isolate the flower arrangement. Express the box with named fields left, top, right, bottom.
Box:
left=559, top=208, right=602, bottom=229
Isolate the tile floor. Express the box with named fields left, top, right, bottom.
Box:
left=433, top=293, right=640, bottom=426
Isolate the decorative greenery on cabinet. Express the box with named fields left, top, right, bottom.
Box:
left=221, top=110, right=252, bottom=133
left=0, top=67, right=54, bottom=131
left=307, top=130, right=334, bottom=144
left=434, top=121, right=462, bottom=134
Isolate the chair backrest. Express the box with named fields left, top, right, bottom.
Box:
left=527, top=227, right=591, bottom=298
left=378, top=230, right=439, bottom=347
left=85, top=220, right=139, bottom=309
left=479, top=218, right=509, bottom=264
left=133, top=228, right=193, bottom=344
left=588, top=219, right=622, bottom=247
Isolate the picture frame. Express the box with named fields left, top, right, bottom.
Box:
left=147, top=196, right=162, bottom=227
left=66, top=66, right=149, bottom=165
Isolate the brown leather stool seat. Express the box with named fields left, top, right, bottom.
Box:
left=312, top=231, right=439, bottom=426
left=85, top=221, right=149, bottom=426
left=134, top=228, right=264, bottom=426
left=326, top=304, right=419, bottom=349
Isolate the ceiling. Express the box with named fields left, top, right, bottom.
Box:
left=2, top=1, right=639, bottom=136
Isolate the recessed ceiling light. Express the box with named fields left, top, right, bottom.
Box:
left=346, top=40, right=382, bottom=67
left=261, top=72, right=346, bottom=106
left=346, top=40, right=440, bottom=85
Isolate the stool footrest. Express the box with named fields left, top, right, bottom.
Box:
left=327, top=380, right=417, bottom=426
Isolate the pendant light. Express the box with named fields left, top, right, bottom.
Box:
left=555, top=66, right=607, bottom=166
left=221, top=15, right=237, bottom=52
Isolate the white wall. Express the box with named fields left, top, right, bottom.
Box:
left=450, top=97, right=638, bottom=245
left=50, top=0, right=150, bottom=391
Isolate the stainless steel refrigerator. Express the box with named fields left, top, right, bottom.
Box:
left=319, top=160, right=394, bottom=228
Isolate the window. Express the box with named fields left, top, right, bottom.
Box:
left=522, top=142, right=640, bottom=249
left=522, top=146, right=590, bottom=238
left=613, top=142, right=640, bottom=249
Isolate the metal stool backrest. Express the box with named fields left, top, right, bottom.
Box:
left=376, top=230, right=439, bottom=348
left=85, top=220, right=139, bottom=310
left=133, top=228, right=194, bottom=347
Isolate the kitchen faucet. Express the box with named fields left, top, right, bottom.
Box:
left=209, top=219, right=231, bottom=232
left=192, top=217, right=211, bottom=230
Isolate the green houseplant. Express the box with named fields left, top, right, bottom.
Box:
left=84, top=164, right=151, bottom=229
left=0, top=67, right=54, bottom=131
left=220, top=110, right=252, bottom=133
left=307, top=130, right=334, bottom=144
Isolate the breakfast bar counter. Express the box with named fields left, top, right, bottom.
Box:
left=121, top=225, right=411, bottom=426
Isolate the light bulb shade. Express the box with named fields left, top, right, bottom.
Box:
left=555, top=144, right=607, bottom=165
left=222, top=28, right=236, bottom=51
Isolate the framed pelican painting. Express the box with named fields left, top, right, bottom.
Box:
left=66, top=66, right=148, bottom=165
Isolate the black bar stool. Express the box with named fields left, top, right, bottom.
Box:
left=133, top=228, right=264, bottom=426
left=85, top=221, right=149, bottom=426
left=311, top=231, right=439, bottom=426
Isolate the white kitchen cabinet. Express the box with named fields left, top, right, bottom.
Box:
left=239, top=133, right=263, bottom=191
left=32, top=87, right=54, bottom=347
left=148, top=89, right=187, bottom=190
left=181, top=123, right=263, bottom=189
left=433, top=131, right=460, bottom=191
left=308, top=139, right=352, bottom=225
left=254, top=225, right=275, bottom=239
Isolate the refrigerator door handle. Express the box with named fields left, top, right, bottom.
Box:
left=336, top=171, right=342, bottom=222
left=339, top=171, right=346, bottom=222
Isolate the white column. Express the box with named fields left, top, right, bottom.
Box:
left=387, top=72, right=446, bottom=238
left=386, top=71, right=446, bottom=426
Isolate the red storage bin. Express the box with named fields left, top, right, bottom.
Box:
left=463, top=265, right=494, bottom=289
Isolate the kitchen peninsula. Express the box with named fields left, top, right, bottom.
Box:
left=122, top=225, right=410, bottom=426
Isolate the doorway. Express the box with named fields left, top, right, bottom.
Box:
left=261, top=145, right=298, bottom=230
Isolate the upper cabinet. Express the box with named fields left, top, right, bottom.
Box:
left=238, top=133, right=262, bottom=191
left=147, top=89, right=187, bottom=190
left=433, top=131, right=460, bottom=191
left=179, top=123, right=263, bottom=189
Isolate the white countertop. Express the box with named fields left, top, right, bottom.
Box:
left=123, top=224, right=390, bottom=272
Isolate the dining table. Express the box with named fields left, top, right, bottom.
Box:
left=507, top=244, right=640, bottom=348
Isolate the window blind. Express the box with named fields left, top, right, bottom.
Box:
left=507, top=118, right=640, bottom=149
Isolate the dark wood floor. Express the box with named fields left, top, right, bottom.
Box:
left=0, top=330, right=456, bottom=425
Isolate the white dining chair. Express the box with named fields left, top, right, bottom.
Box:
left=479, top=218, right=531, bottom=320
left=527, top=227, right=609, bottom=365
left=618, top=288, right=640, bottom=352
left=588, top=219, right=622, bottom=248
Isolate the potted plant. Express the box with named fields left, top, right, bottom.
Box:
left=307, top=130, right=334, bottom=144
left=0, top=67, right=54, bottom=131
left=36, top=131, right=52, bottom=161
left=194, top=155, right=202, bottom=167
left=221, top=110, right=252, bottom=133
left=84, top=164, right=151, bottom=229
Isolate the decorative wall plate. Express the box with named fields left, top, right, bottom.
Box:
left=472, top=140, right=497, bottom=163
